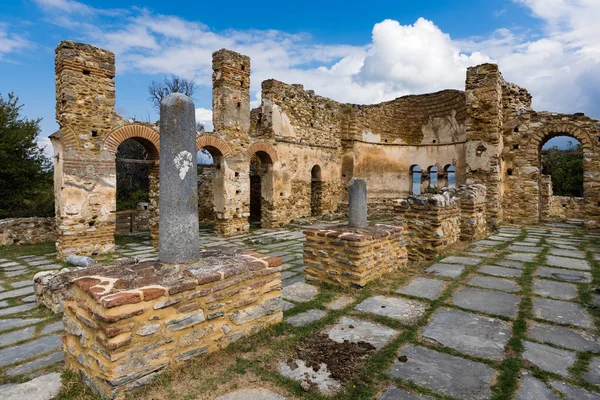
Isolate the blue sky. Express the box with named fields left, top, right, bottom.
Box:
left=1, top=0, right=598, bottom=153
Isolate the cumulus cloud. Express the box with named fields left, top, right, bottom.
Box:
left=195, top=108, right=213, bottom=132
left=33, top=0, right=600, bottom=120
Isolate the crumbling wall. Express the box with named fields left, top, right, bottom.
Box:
left=0, top=217, right=56, bottom=246
left=442, top=184, right=487, bottom=241
left=198, top=166, right=216, bottom=226
left=393, top=194, right=461, bottom=261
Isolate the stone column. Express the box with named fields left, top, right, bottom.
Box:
left=348, top=178, right=367, bottom=227
left=158, top=93, right=201, bottom=264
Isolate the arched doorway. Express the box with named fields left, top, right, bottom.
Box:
left=539, top=135, right=584, bottom=220
left=311, top=165, right=323, bottom=216
left=197, top=146, right=225, bottom=228
left=249, top=151, right=274, bottom=227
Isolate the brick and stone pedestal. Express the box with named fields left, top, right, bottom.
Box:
left=394, top=194, right=461, bottom=261
left=303, top=224, right=408, bottom=287
left=442, top=184, right=487, bottom=241
left=60, top=248, right=282, bottom=399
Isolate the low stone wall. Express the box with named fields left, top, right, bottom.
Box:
left=60, top=247, right=282, bottom=399
left=0, top=217, right=56, bottom=246
left=442, top=184, right=487, bottom=241
left=548, top=196, right=586, bottom=220
left=393, top=194, right=461, bottom=261
left=303, top=223, right=408, bottom=287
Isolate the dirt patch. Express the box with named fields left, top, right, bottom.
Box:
left=289, top=334, right=375, bottom=385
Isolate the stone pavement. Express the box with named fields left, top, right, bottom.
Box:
left=2, top=222, right=600, bottom=399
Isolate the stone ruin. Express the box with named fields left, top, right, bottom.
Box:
left=49, top=93, right=283, bottom=399
left=304, top=179, right=408, bottom=287
left=47, top=41, right=600, bottom=261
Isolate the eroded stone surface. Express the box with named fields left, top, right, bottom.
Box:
left=397, top=278, right=444, bottom=300
left=532, top=279, right=578, bottom=300
left=424, top=263, right=464, bottom=278
left=551, top=381, right=600, bottom=400
left=279, top=359, right=341, bottom=393
left=516, top=375, right=560, bottom=400
left=379, top=386, right=434, bottom=400
left=584, top=357, right=600, bottom=385
left=0, top=372, right=62, bottom=400
left=532, top=298, right=594, bottom=328
left=529, top=322, right=600, bottom=352
left=324, top=296, right=354, bottom=310
left=452, top=287, right=519, bottom=318
left=439, top=256, right=481, bottom=265
left=545, top=255, right=590, bottom=271
left=326, top=317, right=398, bottom=349
left=286, top=309, right=327, bottom=327
left=467, top=276, right=519, bottom=293
left=282, top=282, right=317, bottom=303
left=217, top=388, right=286, bottom=400
left=536, top=267, right=591, bottom=283
left=355, top=296, right=426, bottom=324
left=522, top=340, right=575, bottom=377
left=422, top=309, right=510, bottom=360
left=478, top=265, right=522, bottom=278
left=388, top=345, right=495, bottom=399
left=0, top=335, right=62, bottom=367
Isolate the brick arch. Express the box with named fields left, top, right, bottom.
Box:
left=103, top=124, right=160, bottom=158
left=527, top=122, right=595, bottom=160
left=247, top=142, right=278, bottom=163
left=195, top=135, right=233, bottom=157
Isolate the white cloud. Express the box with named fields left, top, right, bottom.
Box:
left=34, top=0, right=600, bottom=121
left=0, top=24, right=30, bottom=60
left=195, top=108, right=213, bottom=132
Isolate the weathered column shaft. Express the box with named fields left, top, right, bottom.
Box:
left=348, top=178, right=367, bottom=227
left=159, top=93, right=201, bottom=263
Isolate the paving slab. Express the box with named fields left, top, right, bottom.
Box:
left=424, top=263, right=464, bottom=278
left=522, top=340, right=575, bottom=377
left=379, top=386, right=434, bottom=400
left=0, top=326, right=35, bottom=347
left=0, top=372, right=62, bottom=400
left=550, top=381, right=600, bottom=400
left=217, top=388, right=286, bottom=400
left=533, top=298, right=594, bottom=328
left=532, top=279, right=578, bottom=300
left=516, top=375, right=560, bottom=400
left=475, top=240, right=502, bottom=246
left=467, top=276, right=519, bottom=293
left=452, top=287, right=519, bottom=318
left=497, top=260, right=524, bottom=269
left=422, top=309, right=510, bottom=360
left=282, top=282, right=318, bottom=303
left=0, top=335, right=62, bottom=367
left=0, top=318, right=44, bottom=332
left=397, top=278, right=445, bottom=300
left=355, top=296, right=426, bottom=325
left=5, top=351, right=64, bottom=377
left=4, top=270, right=30, bottom=278
left=529, top=322, right=600, bottom=352
left=281, top=300, right=295, bottom=312
left=478, top=265, right=522, bottom=278
left=508, top=245, right=543, bottom=253
left=439, top=256, right=481, bottom=265
left=388, top=345, right=495, bottom=399
left=0, top=303, right=37, bottom=317
left=536, top=267, right=591, bottom=283
left=326, top=317, right=398, bottom=349
left=41, top=321, right=64, bottom=335
left=584, top=357, right=600, bottom=385
left=324, top=296, right=354, bottom=310
left=488, top=235, right=512, bottom=242
left=279, top=359, right=341, bottom=393
left=546, top=255, right=590, bottom=271
left=10, top=280, right=31, bottom=289
left=507, top=253, right=538, bottom=262
left=548, top=248, right=586, bottom=259
left=286, top=309, right=327, bottom=327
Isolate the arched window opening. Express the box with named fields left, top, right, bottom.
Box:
left=311, top=165, right=323, bottom=216
left=428, top=166, right=438, bottom=192
left=249, top=151, right=274, bottom=227
left=445, top=165, right=456, bottom=188
left=410, top=165, right=422, bottom=195
left=541, top=135, right=583, bottom=197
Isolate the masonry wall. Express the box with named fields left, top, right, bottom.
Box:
left=394, top=195, right=461, bottom=261
left=0, top=217, right=56, bottom=246
left=61, top=250, right=282, bottom=399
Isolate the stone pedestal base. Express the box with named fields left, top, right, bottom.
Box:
left=303, top=223, right=408, bottom=287
left=60, top=248, right=282, bottom=399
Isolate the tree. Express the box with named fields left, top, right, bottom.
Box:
left=116, top=139, right=149, bottom=211
left=541, top=143, right=584, bottom=197
left=147, top=75, right=198, bottom=110
left=0, top=93, right=54, bottom=218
